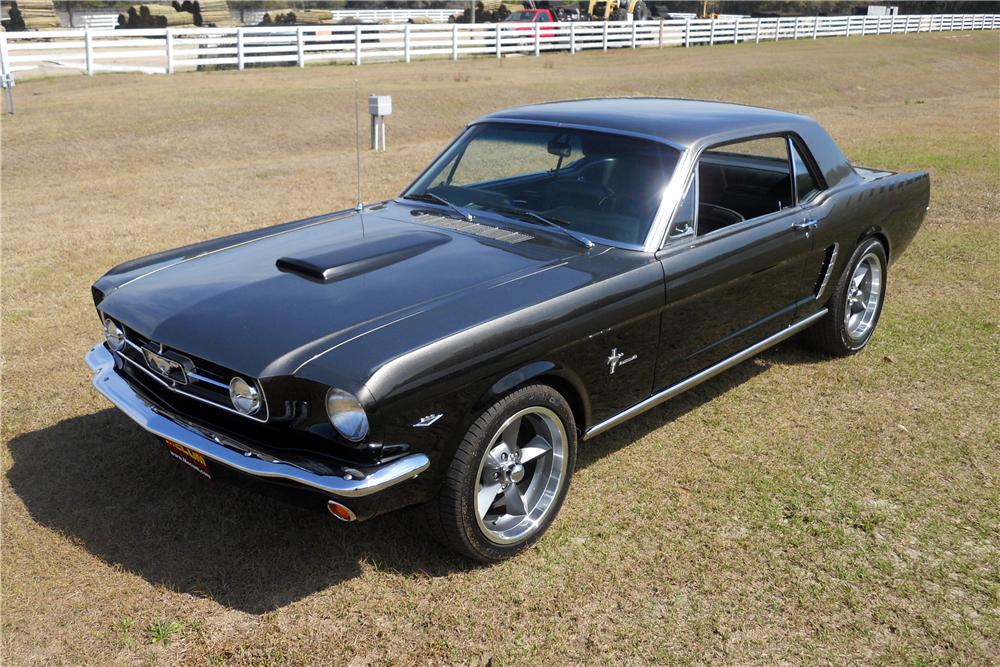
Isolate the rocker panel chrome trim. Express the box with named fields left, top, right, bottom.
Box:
left=584, top=308, right=829, bottom=440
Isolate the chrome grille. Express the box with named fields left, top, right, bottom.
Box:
left=113, top=324, right=269, bottom=422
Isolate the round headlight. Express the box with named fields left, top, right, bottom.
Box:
left=229, top=377, right=261, bottom=415
left=102, top=317, right=126, bottom=351
left=326, top=388, right=369, bottom=442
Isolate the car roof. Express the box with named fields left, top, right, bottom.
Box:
left=476, top=97, right=812, bottom=149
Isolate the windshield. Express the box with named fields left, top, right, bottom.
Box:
left=505, top=11, right=539, bottom=21
left=403, top=123, right=680, bottom=248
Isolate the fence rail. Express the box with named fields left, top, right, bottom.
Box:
left=1, top=14, right=996, bottom=78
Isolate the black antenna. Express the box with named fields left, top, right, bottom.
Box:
left=354, top=80, right=365, bottom=237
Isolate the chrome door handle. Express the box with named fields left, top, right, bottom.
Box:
left=793, top=219, right=819, bottom=231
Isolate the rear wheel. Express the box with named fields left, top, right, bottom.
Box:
left=426, top=384, right=576, bottom=562
left=803, top=237, right=888, bottom=356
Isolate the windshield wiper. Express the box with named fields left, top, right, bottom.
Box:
left=401, top=192, right=472, bottom=221
left=492, top=207, right=594, bottom=249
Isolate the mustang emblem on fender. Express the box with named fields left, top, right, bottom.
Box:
left=607, top=348, right=637, bottom=375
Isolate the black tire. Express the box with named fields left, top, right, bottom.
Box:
left=425, top=384, right=577, bottom=562
left=803, top=237, right=888, bottom=356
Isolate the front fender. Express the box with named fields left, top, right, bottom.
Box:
left=479, top=361, right=591, bottom=431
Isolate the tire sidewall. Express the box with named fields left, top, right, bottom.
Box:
left=832, top=238, right=888, bottom=352
left=458, top=385, right=577, bottom=561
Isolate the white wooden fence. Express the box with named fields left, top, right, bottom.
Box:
left=1, top=14, right=996, bottom=78
left=329, top=8, right=464, bottom=23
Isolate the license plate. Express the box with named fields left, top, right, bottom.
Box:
left=164, top=439, right=211, bottom=479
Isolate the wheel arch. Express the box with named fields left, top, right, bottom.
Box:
left=478, top=361, right=591, bottom=435
left=857, top=226, right=891, bottom=263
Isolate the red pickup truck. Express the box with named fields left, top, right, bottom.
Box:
left=503, top=8, right=558, bottom=38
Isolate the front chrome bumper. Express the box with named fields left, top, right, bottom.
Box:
left=85, top=343, right=429, bottom=498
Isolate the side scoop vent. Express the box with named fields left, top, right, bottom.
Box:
left=414, top=214, right=533, bottom=244
left=276, top=231, right=449, bottom=283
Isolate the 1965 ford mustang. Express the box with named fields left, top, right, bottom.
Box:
left=87, top=98, right=928, bottom=561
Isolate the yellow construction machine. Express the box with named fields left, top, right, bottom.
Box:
left=586, top=0, right=651, bottom=21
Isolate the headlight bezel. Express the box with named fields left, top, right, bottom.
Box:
left=325, top=387, right=369, bottom=442
left=102, top=317, right=126, bottom=351
left=228, top=376, right=262, bottom=415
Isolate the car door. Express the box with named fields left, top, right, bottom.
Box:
left=652, top=135, right=818, bottom=390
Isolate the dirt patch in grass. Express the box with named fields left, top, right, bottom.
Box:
left=2, top=33, right=998, bottom=665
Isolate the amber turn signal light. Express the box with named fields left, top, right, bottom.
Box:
left=326, top=500, right=357, bottom=522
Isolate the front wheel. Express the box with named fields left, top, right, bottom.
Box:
left=426, top=384, right=577, bottom=562
left=803, top=237, right=888, bottom=356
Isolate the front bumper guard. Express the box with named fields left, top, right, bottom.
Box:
left=85, top=344, right=429, bottom=498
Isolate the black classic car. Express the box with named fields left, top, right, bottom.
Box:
left=87, top=99, right=929, bottom=561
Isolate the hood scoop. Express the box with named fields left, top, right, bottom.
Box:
left=276, top=231, right=449, bottom=283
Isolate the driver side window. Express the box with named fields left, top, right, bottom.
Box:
left=666, top=135, right=799, bottom=243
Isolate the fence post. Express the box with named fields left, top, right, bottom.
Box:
left=534, top=22, right=540, bottom=56
left=793, top=17, right=799, bottom=39
left=684, top=18, right=691, bottom=47
left=876, top=15, right=882, bottom=35
left=812, top=16, right=819, bottom=39
left=571, top=22, right=577, bottom=54
left=451, top=23, right=458, bottom=60
left=355, top=25, right=362, bottom=65
left=733, top=17, right=739, bottom=43
left=708, top=18, right=715, bottom=45
left=603, top=20, right=609, bottom=50
left=496, top=24, right=502, bottom=58
left=296, top=26, right=304, bottom=67
left=165, top=29, right=174, bottom=74
left=84, top=30, right=94, bottom=75
left=404, top=23, right=411, bottom=63
left=630, top=20, right=637, bottom=48
left=755, top=18, right=761, bottom=43
left=775, top=17, right=781, bottom=40
left=236, top=28, right=244, bottom=70
left=845, top=17, right=851, bottom=37
left=658, top=18, right=664, bottom=48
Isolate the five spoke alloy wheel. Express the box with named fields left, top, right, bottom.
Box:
left=426, top=384, right=577, bottom=562
left=803, top=236, right=888, bottom=356
left=844, top=252, right=883, bottom=341
left=474, top=406, right=568, bottom=545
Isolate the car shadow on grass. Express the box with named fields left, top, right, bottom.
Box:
left=6, top=342, right=814, bottom=614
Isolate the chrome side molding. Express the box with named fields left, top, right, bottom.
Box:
left=584, top=308, right=829, bottom=440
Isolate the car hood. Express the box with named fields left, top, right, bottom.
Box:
left=97, top=202, right=583, bottom=379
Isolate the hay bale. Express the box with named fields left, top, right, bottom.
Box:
left=289, top=9, right=331, bottom=25
left=6, top=0, right=62, bottom=31
left=260, top=9, right=294, bottom=26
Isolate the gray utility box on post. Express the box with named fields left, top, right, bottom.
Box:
left=368, top=95, right=391, bottom=151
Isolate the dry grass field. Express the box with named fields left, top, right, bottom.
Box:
left=2, top=32, right=999, bottom=665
